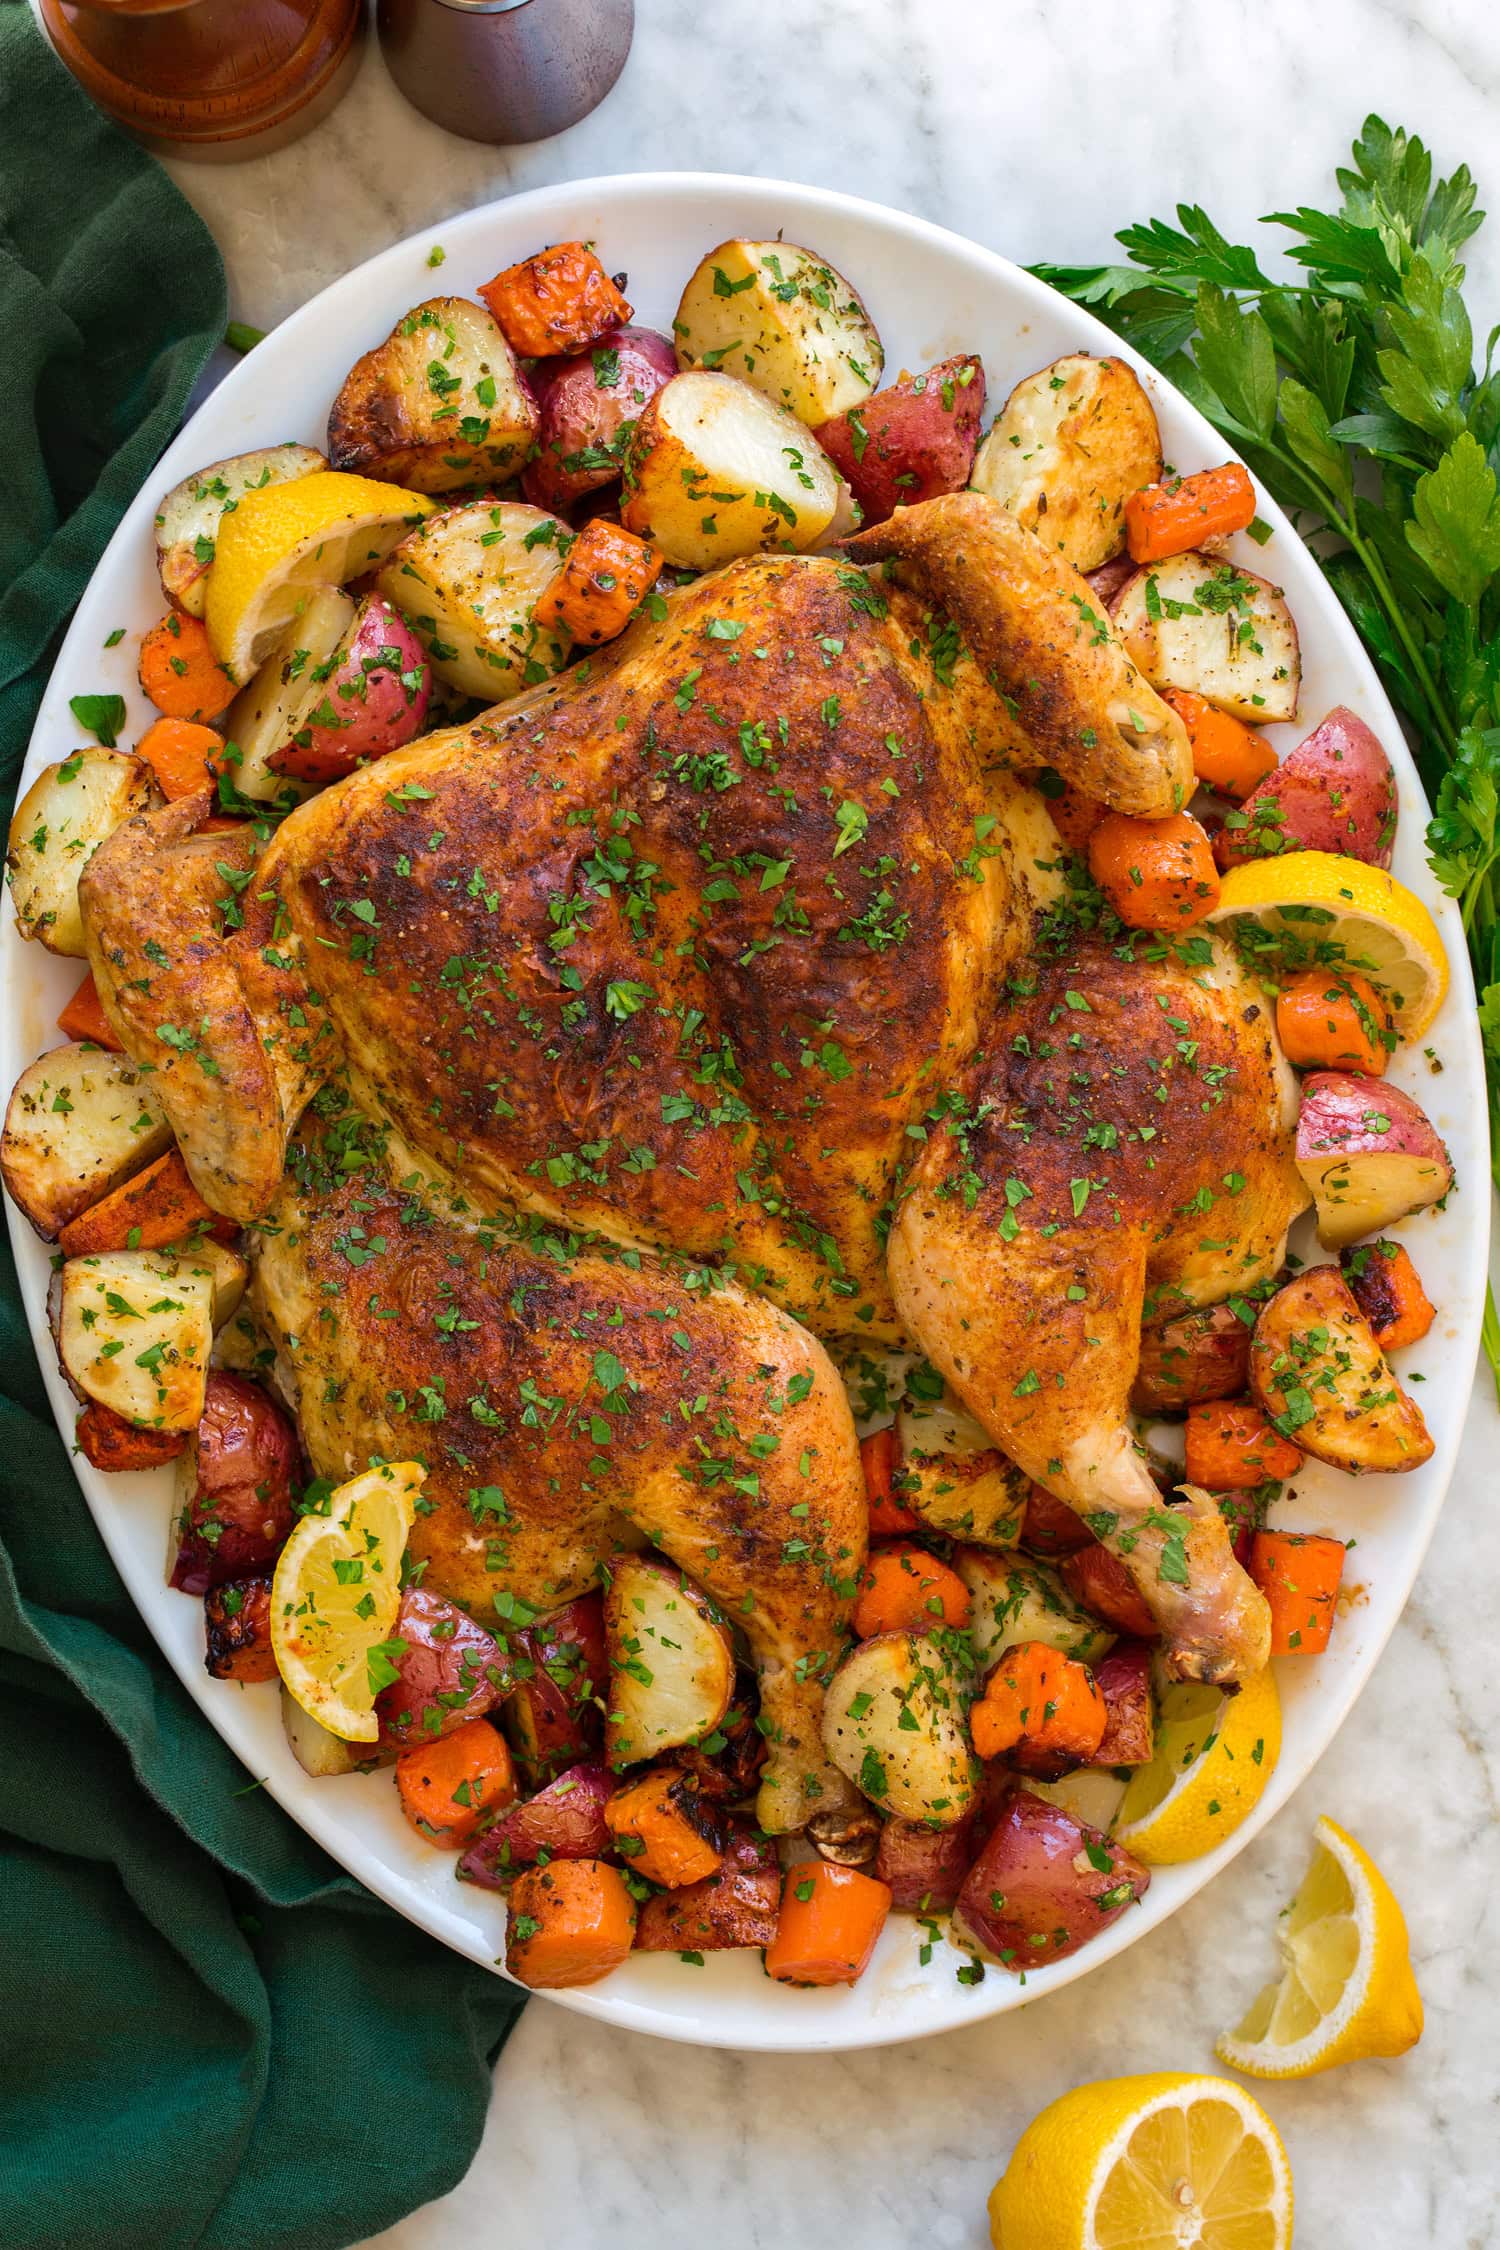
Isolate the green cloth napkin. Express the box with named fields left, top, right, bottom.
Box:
left=0, top=15, right=525, bottom=2248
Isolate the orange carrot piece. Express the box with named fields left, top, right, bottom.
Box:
left=505, top=1858, right=637, bottom=1988
left=969, top=1640, right=1106, bottom=1767
left=1087, top=810, right=1220, bottom=929
left=764, top=1861, right=892, bottom=1987
left=1041, top=776, right=1108, bottom=856
left=603, top=1767, right=724, bottom=1887
left=57, top=971, right=122, bottom=1052
left=204, top=1578, right=277, bottom=1681
left=860, top=1426, right=918, bottom=1536
left=396, top=1717, right=516, bottom=1847
left=533, top=520, right=660, bottom=648
left=75, top=1401, right=187, bottom=1471
left=1125, top=464, right=1256, bottom=564
left=479, top=242, right=633, bottom=357
left=1341, top=1240, right=1436, bottom=1353
left=1161, top=688, right=1278, bottom=801
left=57, top=1148, right=228, bottom=1258
left=136, top=715, right=226, bottom=800
left=1247, top=1530, right=1345, bottom=1656
left=1276, top=968, right=1394, bottom=1078
left=1184, top=1398, right=1303, bottom=1489
left=138, top=612, right=235, bottom=722
left=852, top=1542, right=971, bottom=1638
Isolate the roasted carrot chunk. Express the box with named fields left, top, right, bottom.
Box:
left=860, top=1425, right=918, bottom=1536
left=396, top=1717, right=516, bottom=1847
left=603, top=1766, right=724, bottom=1887
left=57, top=971, right=122, bottom=1052
left=1161, top=688, right=1278, bottom=801
left=1276, top=968, right=1394, bottom=1078
left=1341, top=1239, right=1436, bottom=1352
left=1247, top=1530, right=1345, bottom=1655
left=1184, top=1398, right=1304, bottom=1488
left=136, top=716, right=226, bottom=800
left=1088, top=810, right=1220, bottom=929
left=1040, top=774, right=1108, bottom=855
left=969, top=1640, right=1107, bottom=1776
left=764, top=1861, right=892, bottom=1988
left=532, top=519, right=660, bottom=647
left=852, top=1542, right=970, bottom=1638
left=479, top=242, right=632, bottom=357
left=57, top=1148, right=230, bottom=1258
left=75, top=1401, right=187, bottom=1471
left=505, top=1858, right=637, bottom=1989
left=204, top=1577, right=277, bottom=1681
left=138, top=611, right=235, bottom=722
left=1125, top=463, right=1256, bottom=564
left=1060, top=1543, right=1160, bottom=1639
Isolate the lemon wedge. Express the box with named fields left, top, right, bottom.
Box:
left=270, top=1461, right=422, bottom=1743
left=204, top=470, right=430, bottom=682
left=1113, top=1665, right=1281, bottom=1866
left=1214, top=1815, right=1422, bottom=2078
left=1207, top=850, right=1449, bottom=1039
left=988, top=2071, right=1293, bottom=2250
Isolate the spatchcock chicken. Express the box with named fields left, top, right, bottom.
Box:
left=80, top=491, right=1309, bottom=1829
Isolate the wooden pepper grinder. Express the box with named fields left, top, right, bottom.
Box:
left=37, top=0, right=366, bottom=159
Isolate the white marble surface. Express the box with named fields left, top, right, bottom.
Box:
left=159, top=5, right=1500, bottom=2243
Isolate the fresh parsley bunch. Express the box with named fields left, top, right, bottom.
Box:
left=1035, top=116, right=1500, bottom=1382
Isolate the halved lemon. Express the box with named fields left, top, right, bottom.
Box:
left=270, top=1461, right=422, bottom=1742
left=1113, top=1665, right=1281, bottom=1865
left=988, top=2071, right=1293, bottom=2250
left=1214, top=1815, right=1422, bottom=2078
left=1207, top=851, right=1449, bottom=1039
left=204, top=470, right=430, bottom=682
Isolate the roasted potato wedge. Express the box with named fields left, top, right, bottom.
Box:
left=604, top=1553, right=735, bottom=1764
left=167, top=1371, right=300, bottom=1593
left=58, top=1244, right=229, bottom=1430
left=969, top=352, right=1162, bottom=569
left=156, top=444, right=327, bottom=617
left=2, top=1043, right=171, bottom=1238
left=1295, top=1073, right=1453, bottom=1248
left=822, top=1631, right=978, bottom=1826
left=673, top=239, right=882, bottom=424
left=896, top=1391, right=1027, bottom=1543
left=523, top=325, right=678, bottom=513
left=1132, top=1302, right=1254, bottom=1414
left=376, top=498, right=572, bottom=701
left=459, top=1760, right=616, bottom=1878
left=1111, top=552, right=1301, bottom=722
left=8, top=750, right=157, bottom=955
left=327, top=296, right=537, bottom=493
left=954, top=1550, right=1115, bottom=1667
left=281, top=1681, right=379, bottom=1777
left=1216, top=705, right=1396, bottom=872
left=620, top=371, right=852, bottom=570
left=220, top=586, right=355, bottom=805
left=1250, top=1264, right=1434, bottom=1473
left=953, top=1788, right=1149, bottom=1966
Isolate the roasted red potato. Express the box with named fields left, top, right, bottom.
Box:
left=480, top=242, right=632, bottom=358
left=1250, top=1265, right=1434, bottom=1474
left=375, top=1586, right=515, bottom=1751
left=1132, top=1303, right=1253, bottom=1415
left=815, top=353, right=985, bottom=525
left=634, top=1836, right=781, bottom=1954
left=204, top=1576, right=276, bottom=1682
left=665, top=1690, right=767, bottom=1804
left=1059, top=1542, right=1159, bottom=1639
left=953, top=1789, right=1150, bottom=1968
left=458, top=1760, right=617, bottom=1886
left=166, top=1373, right=300, bottom=1594
left=1215, top=705, right=1396, bottom=871
left=1296, top=1074, right=1452, bottom=1250
left=1018, top=1482, right=1094, bottom=1559
left=76, top=1401, right=187, bottom=1472
left=502, top=1591, right=607, bottom=1781
left=873, top=1807, right=984, bottom=1912
left=1089, top=1640, right=1156, bottom=1767
left=1341, top=1239, right=1436, bottom=1352
left=522, top=325, right=677, bottom=513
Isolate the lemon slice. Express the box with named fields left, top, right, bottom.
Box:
left=987, top=2071, right=1293, bottom=2250
left=270, top=1461, right=422, bottom=1742
left=1113, top=1665, right=1281, bottom=1866
left=1214, top=1815, right=1422, bottom=2078
left=204, top=470, right=430, bottom=682
left=1207, top=850, right=1449, bottom=1039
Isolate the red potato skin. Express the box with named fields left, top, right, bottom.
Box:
left=168, top=1374, right=301, bottom=1595
left=634, top=1826, right=780, bottom=1952
left=1019, top=1481, right=1094, bottom=1559
left=374, top=1586, right=515, bottom=1752
left=1086, top=554, right=1138, bottom=608
left=203, top=1576, right=276, bottom=1682
left=1131, top=1303, right=1253, bottom=1415
left=1089, top=1640, right=1156, bottom=1766
left=502, top=1592, right=607, bottom=1780
left=665, top=1693, right=768, bottom=1804
left=522, top=327, right=677, bottom=514
left=1215, top=706, right=1397, bottom=872
left=268, top=596, right=431, bottom=783
left=1060, top=1542, right=1160, bottom=1639
left=954, top=1789, right=1150, bottom=1967
left=874, top=1807, right=984, bottom=1911
left=457, top=1760, right=617, bottom=1885
left=815, top=354, right=986, bottom=525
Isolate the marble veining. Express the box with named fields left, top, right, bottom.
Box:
left=159, top=5, right=1500, bottom=2241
